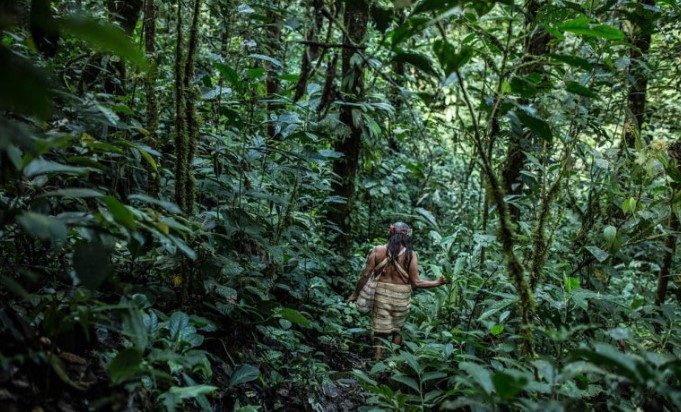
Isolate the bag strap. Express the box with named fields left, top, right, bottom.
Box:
left=386, top=248, right=410, bottom=283
left=371, top=255, right=390, bottom=281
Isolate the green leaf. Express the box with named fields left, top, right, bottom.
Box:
left=280, top=307, right=311, bottom=328
left=127, top=142, right=157, bottom=172
left=166, top=385, right=217, bottom=399
left=248, top=53, right=282, bottom=68
left=109, top=348, right=143, bottom=384
left=73, top=239, right=113, bottom=289
left=391, top=374, right=420, bottom=392
left=558, top=17, right=625, bottom=40
left=510, top=76, right=538, bottom=99
left=169, top=312, right=191, bottom=342
left=391, top=16, right=429, bottom=47
left=23, top=159, right=93, bottom=177
left=128, top=194, right=182, bottom=214
left=460, top=362, right=494, bottom=395
left=371, top=3, right=394, bottom=33
left=492, top=372, right=528, bottom=400
left=565, top=81, right=598, bottom=98
left=563, top=276, right=580, bottom=293
left=59, top=17, right=147, bottom=68
left=16, top=212, right=67, bottom=243
left=422, top=371, right=447, bottom=382
left=603, top=226, right=617, bottom=248
left=514, top=110, right=552, bottom=142
left=622, top=197, right=637, bottom=214
left=490, top=324, right=505, bottom=335
left=433, top=40, right=473, bottom=74
left=0, top=48, right=52, bottom=119
left=416, top=207, right=438, bottom=228
left=215, top=63, right=242, bottom=92
left=230, top=364, right=260, bottom=386
left=570, top=343, right=640, bottom=381
left=392, top=51, right=439, bottom=78
left=400, top=351, right=422, bottom=374
left=103, top=196, right=137, bottom=230
left=39, top=188, right=105, bottom=198
left=586, top=245, right=609, bottom=262
left=549, top=54, right=593, bottom=71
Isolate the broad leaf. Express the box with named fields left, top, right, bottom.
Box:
left=565, top=81, right=598, bottom=98
left=109, top=348, right=143, bottom=384
left=59, top=17, right=147, bottom=68
left=514, top=110, right=552, bottom=142
left=280, top=307, right=311, bottom=328
left=230, top=364, right=260, bottom=386
left=392, top=51, right=439, bottom=78
left=16, top=212, right=67, bottom=243
left=73, top=239, right=113, bottom=289
left=559, top=17, right=625, bottom=40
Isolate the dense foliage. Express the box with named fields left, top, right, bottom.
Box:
left=2, top=0, right=681, bottom=410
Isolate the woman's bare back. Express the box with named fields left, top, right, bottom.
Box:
left=374, top=245, right=412, bottom=285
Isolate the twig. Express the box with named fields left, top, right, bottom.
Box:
left=298, top=40, right=366, bottom=49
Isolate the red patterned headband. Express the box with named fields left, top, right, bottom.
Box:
left=389, top=224, right=412, bottom=237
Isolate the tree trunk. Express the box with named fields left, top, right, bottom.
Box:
left=656, top=196, right=679, bottom=305
left=621, top=0, right=655, bottom=149
left=143, top=0, right=159, bottom=196
left=388, top=13, right=406, bottom=152
left=500, top=0, right=550, bottom=220
left=173, top=0, right=188, bottom=211
left=265, top=1, right=281, bottom=138
left=183, top=0, right=202, bottom=213
left=327, top=0, right=369, bottom=248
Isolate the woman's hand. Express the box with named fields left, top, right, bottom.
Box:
left=437, top=276, right=447, bottom=286
left=346, top=292, right=358, bottom=302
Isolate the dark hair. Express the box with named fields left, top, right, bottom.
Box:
left=387, top=222, right=413, bottom=269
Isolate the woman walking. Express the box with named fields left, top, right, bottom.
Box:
left=347, top=222, right=447, bottom=359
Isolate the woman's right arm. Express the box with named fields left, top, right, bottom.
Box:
left=346, top=247, right=378, bottom=302
left=408, top=253, right=446, bottom=289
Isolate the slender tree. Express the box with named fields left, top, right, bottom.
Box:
left=174, top=0, right=188, bottom=211
left=265, top=1, right=282, bottom=138
left=143, top=0, right=159, bottom=196
left=183, top=0, right=203, bottom=212
left=658, top=140, right=681, bottom=305
left=621, top=0, right=656, bottom=149
left=327, top=0, right=369, bottom=248
left=500, top=0, right=550, bottom=220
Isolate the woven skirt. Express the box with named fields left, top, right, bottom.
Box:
left=371, top=282, right=412, bottom=334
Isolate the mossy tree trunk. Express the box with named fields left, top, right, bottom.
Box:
left=500, top=0, right=550, bottom=221
left=621, top=0, right=655, bottom=149
left=143, top=0, right=159, bottom=196
left=183, top=0, right=202, bottom=212
left=265, top=1, right=281, bottom=138
left=327, top=0, right=369, bottom=250
left=656, top=205, right=679, bottom=305
left=173, top=0, right=188, bottom=211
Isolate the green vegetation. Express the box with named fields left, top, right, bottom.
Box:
left=2, top=0, right=681, bottom=410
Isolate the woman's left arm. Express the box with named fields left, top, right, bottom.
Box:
left=408, top=253, right=446, bottom=289
left=346, top=247, right=378, bottom=302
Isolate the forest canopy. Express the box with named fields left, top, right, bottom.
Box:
left=2, top=0, right=681, bottom=410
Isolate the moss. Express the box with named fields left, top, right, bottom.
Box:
left=144, top=0, right=159, bottom=196
left=173, top=0, right=187, bottom=211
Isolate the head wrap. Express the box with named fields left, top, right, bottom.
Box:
left=389, top=222, right=412, bottom=237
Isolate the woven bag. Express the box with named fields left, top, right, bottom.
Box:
left=355, top=272, right=380, bottom=314
left=354, top=249, right=405, bottom=314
